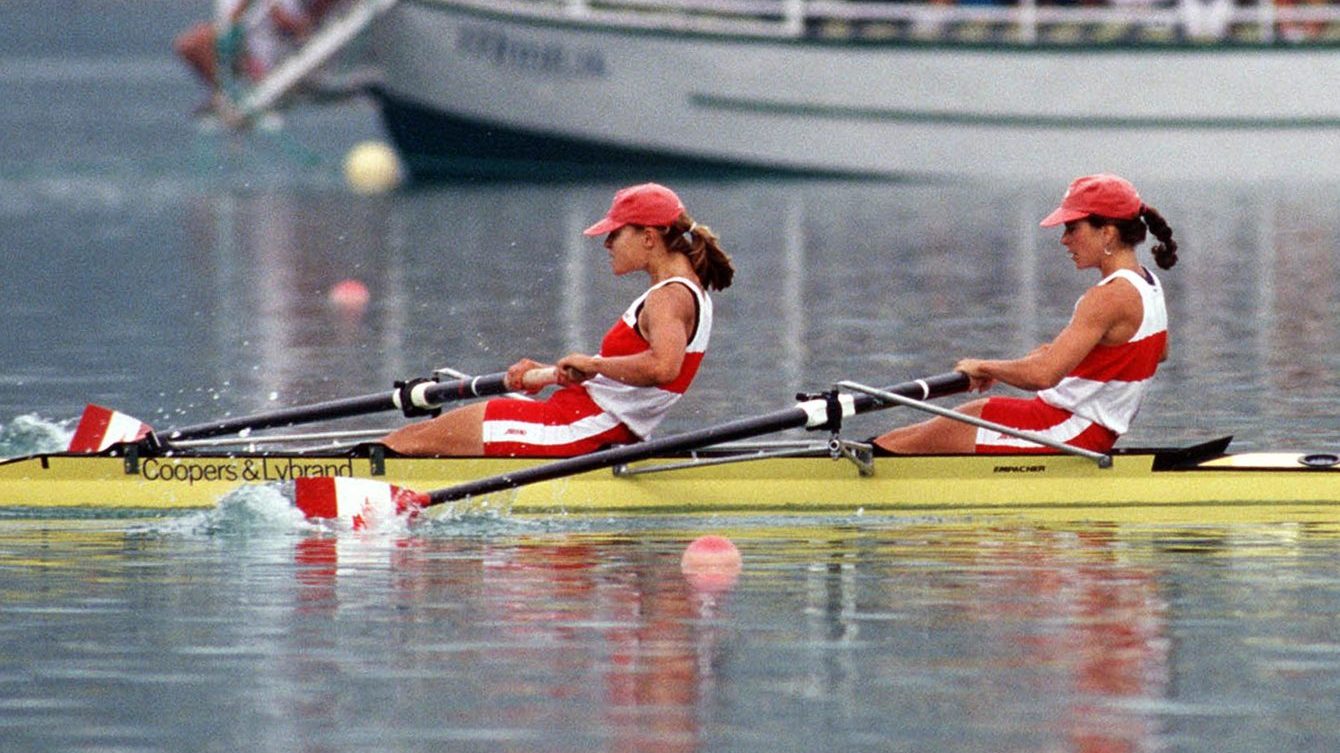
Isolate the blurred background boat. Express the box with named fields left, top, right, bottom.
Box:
left=222, top=0, right=1340, bottom=183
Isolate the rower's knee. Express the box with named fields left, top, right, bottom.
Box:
left=381, top=417, right=444, bottom=455
left=378, top=427, right=417, bottom=456
left=874, top=410, right=980, bottom=455
left=381, top=405, right=485, bottom=457
left=872, top=422, right=931, bottom=455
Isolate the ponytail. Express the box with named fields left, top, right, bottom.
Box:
left=663, top=214, right=735, bottom=291
left=1140, top=204, right=1178, bottom=270
left=1089, top=203, right=1179, bottom=270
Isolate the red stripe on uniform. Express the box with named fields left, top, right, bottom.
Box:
left=593, top=318, right=704, bottom=394
left=481, top=388, right=638, bottom=457
left=484, top=387, right=607, bottom=425
left=598, top=320, right=646, bottom=357
left=658, top=351, right=704, bottom=394
left=1068, top=331, right=1166, bottom=382
left=483, top=423, right=638, bottom=458
left=981, top=397, right=1073, bottom=431
left=976, top=422, right=1117, bottom=455
left=977, top=397, right=1118, bottom=454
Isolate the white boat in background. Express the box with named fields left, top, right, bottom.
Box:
left=231, top=0, right=1340, bottom=182
left=357, top=0, right=1340, bottom=182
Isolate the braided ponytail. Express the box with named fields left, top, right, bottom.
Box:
left=1093, top=203, right=1179, bottom=271
left=1140, top=204, right=1178, bottom=270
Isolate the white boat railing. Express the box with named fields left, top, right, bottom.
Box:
left=234, top=0, right=399, bottom=118
left=433, top=0, right=1340, bottom=44
left=213, top=0, right=1340, bottom=122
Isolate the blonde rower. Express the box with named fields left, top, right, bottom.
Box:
left=383, top=183, right=734, bottom=457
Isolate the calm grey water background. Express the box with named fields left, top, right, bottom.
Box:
left=7, top=2, right=1340, bottom=752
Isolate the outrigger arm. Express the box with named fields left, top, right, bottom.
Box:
left=612, top=438, right=876, bottom=478
left=835, top=380, right=1113, bottom=468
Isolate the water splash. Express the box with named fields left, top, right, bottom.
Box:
left=142, top=482, right=431, bottom=539
left=0, top=414, right=72, bottom=457
left=142, top=483, right=315, bottom=538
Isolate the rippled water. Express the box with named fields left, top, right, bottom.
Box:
left=7, top=2, right=1340, bottom=751
left=6, top=513, right=1340, bottom=752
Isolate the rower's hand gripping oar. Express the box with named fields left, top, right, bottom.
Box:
left=294, top=371, right=971, bottom=525
left=66, top=367, right=558, bottom=453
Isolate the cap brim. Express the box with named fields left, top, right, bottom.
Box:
left=1039, top=206, right=1089, bottom=228
left=582, top=217, right=622, bottom=236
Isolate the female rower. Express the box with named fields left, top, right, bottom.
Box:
left=382, top=183, right=735, bottom=457
left=874, top=173, right=1178, bottom=455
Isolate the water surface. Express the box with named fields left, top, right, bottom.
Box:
left=5, top=4, right=1340, bottom=751
left=6, top=513, right=1340, bottom=752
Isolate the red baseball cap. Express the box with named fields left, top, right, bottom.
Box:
left=583, top=183, right=685, bottom=236
left=1040, top=174, right=1143, bottom=227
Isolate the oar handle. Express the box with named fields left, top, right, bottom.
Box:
left=519, top=367, right=558, bottom=391
left=412, top=367, right=556, bottom=407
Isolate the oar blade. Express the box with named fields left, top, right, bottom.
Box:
left=294, top=476, right=429, bottom=528
left=67, top=404, right=154, bottom=453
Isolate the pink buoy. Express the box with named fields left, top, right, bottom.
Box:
left=328, top=279, right=370, bottom=310
left=681, top=535, right=743, bottom=592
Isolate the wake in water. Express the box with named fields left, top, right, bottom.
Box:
left=170, top=483, right=316, bottom=537
left=0, top=414, right=72, bottom=457
left=142, top=483, right=421, bottom=539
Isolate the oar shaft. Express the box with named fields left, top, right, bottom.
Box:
left=429, top=408, right=808, bottom=505
left=167, top=368, right=556, bottom=441
left=427, top=371, right=968, bottom=505
left=167, top=393, right=400, bottom=441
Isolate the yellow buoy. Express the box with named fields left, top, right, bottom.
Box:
left=343, top=140, right=403, bottom=194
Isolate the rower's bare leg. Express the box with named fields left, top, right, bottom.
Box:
left=381, top=402, right=486, bottom=456
left=872, top=398, right=988, bottom=454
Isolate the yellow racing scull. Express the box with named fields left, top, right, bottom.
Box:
left=4, top=436, right=1340, bottom=522
left=14, top=370, right=1340, bottom=524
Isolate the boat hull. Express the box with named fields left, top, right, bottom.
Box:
left=5, top=444, right=1340, bottom=522
left=368, top=1, right=1340, bottom=182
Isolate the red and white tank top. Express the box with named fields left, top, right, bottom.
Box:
left=1038, top=268, right=1167, bottom=435
left=583, top=277, right=712, bottom=439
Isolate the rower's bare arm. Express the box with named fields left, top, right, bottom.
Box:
left=966, top=286, right=1131, bottom=391
left=563, top=285, right=693, bottom=387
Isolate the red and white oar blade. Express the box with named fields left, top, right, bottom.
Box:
left=67, top=404, right=154, bottom=453
left=293, top=476, right=429, bottom=528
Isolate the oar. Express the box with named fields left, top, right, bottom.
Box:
left=294, top=371, right=971, bottom=524
left=67, top=368, right=557, bottom=453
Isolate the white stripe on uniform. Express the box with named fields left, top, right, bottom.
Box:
left=481, top=411, right=625, bottom=448
left=974, top=412, right=1097, bottom=450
